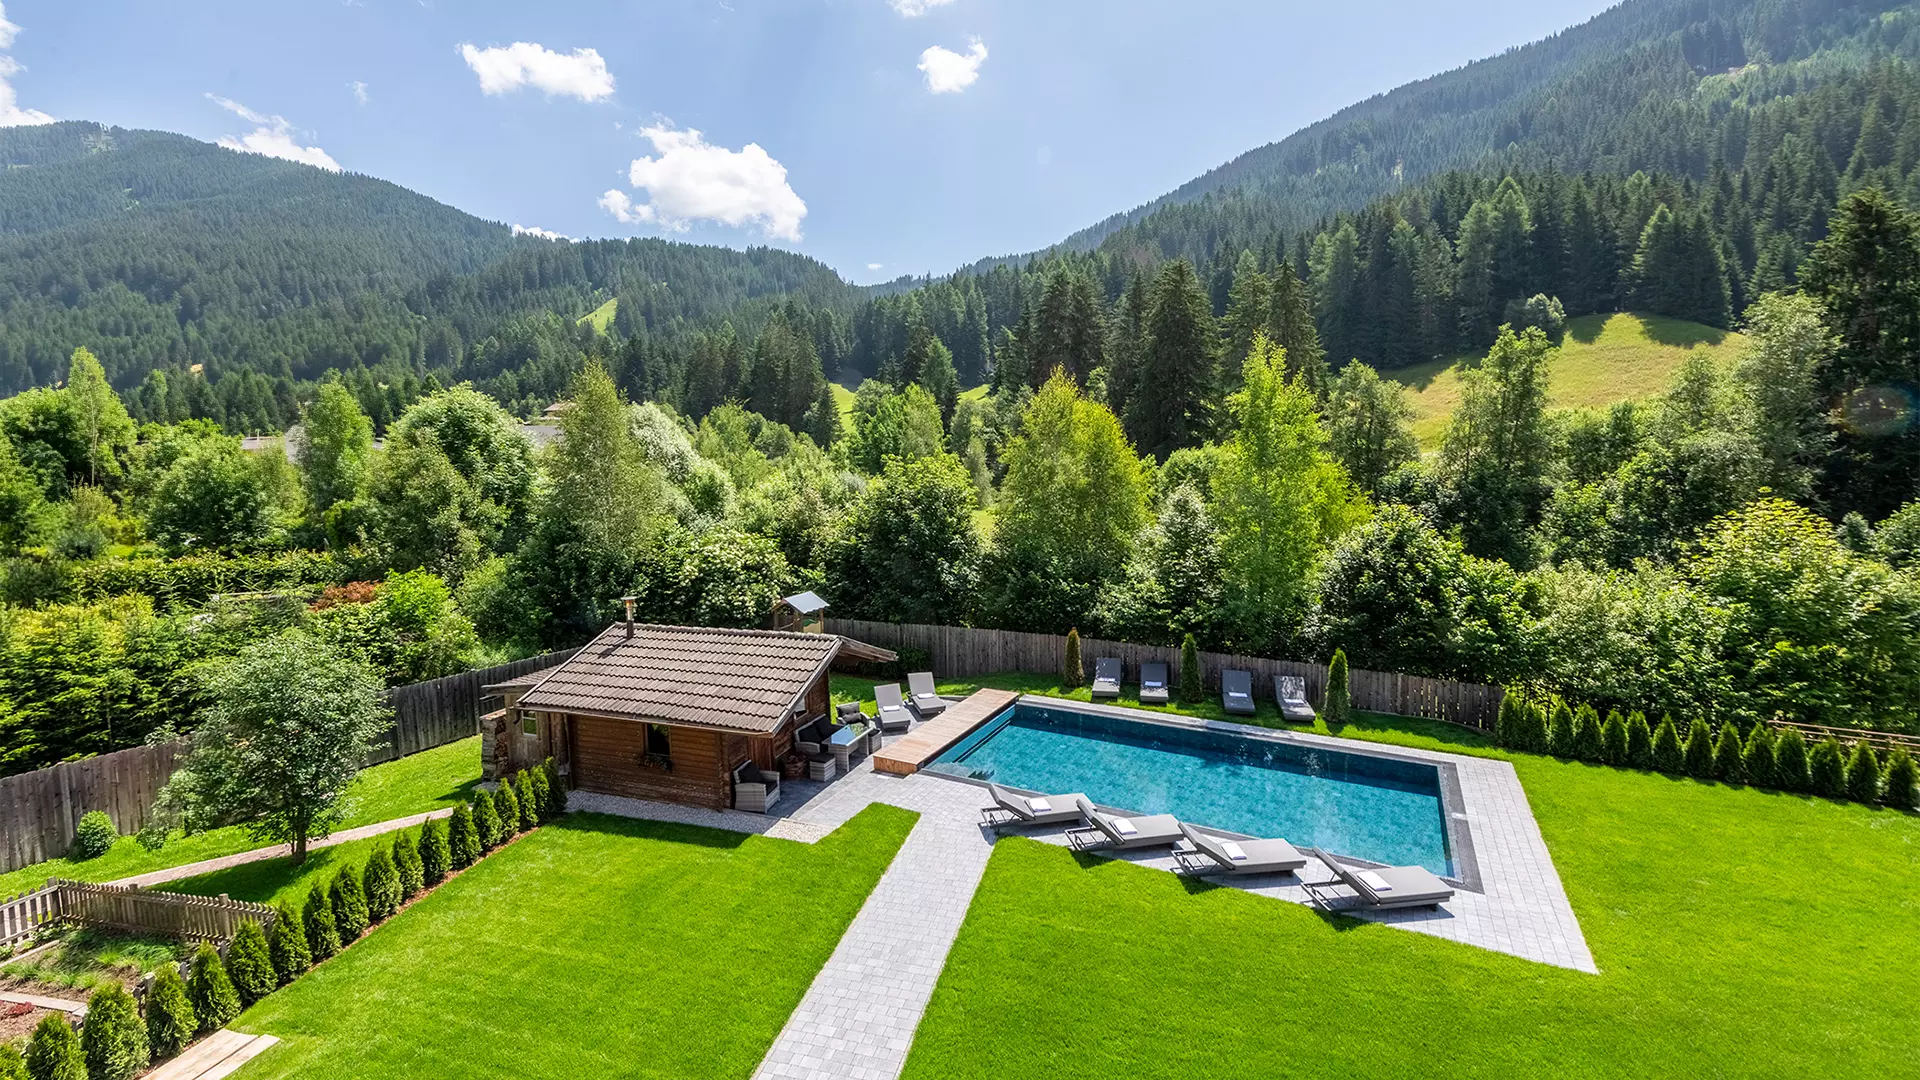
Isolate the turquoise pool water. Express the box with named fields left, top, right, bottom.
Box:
left=929, top=700, right=1454, bottom=876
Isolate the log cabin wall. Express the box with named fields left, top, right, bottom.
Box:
left=567, top=715, right=731, bottom=809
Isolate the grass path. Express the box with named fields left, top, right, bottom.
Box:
left=229, top=805, right=917, bottom=1080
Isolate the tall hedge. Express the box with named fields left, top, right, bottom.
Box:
left=1650, top=716, right=1684, bottom=773
left=1844, top=742, right=1882, bottom=803
left=1773, top=728, right=1812, bottom=792
left=1571, top=704, right=1604, bottom=761
left=541, top=757, right=568, bottom=818
left=1322, top=649, right=1350, bottom=725
left=1062, top=628, right=1083, bottom=689
left=1741, top=725, right=1777, bottom=787
left=1884, top=749, right=1918, bottom=809
left=447, top=805, right=480, bottom=869
left=329, top=866, right=370, bottom=943
left=523, top=769, right=551, bottom=827
left=1683, top=718, right=1715, bottom=778
left=393, top=830, right=424, bottom=898
left=1494, top=693, right=1520, bottom=748
left=1626, top=712, right=1654, bottom=769
left=513, top=771, right=540, bottom=830
left=25, top=1013, right=85, bottom=1080
left=472, top=790, right=502, bottom=850
left=420, top=817, right=451, bottom=884
left=362, top=848, right=401, bottom=923
left=1546, top=699, right=1574, bottom=755
left=268, top=903, right=311, bottom=985
left=184, top=943, right=240, bottom=1035
left=225, top=919, right=276, bottom=1006
left=143, top=963, right=196, bottom=1060
left=302, top=883, right=340, bottom=961
left=1711, top=723, right=1744, bottom=780
left=80, top=983, right=147, bottom=1080
left=494, top=781, right=522, bottom=837
left=1599, top=711, right=1627, bottom=765
left=1179, top=635, right=1203, bottom=705
left=1809, top=735, right=1847, bottom=796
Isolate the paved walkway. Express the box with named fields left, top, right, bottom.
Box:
left=145, top=1031, right=279, bottom=1080
left=111, top=808, right=456, bottom=889
left=0, top=990, right=85, bottom=1015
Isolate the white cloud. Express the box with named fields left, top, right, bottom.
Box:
left=348, top=80, right=370, bottom=105
left=459, top=42, right=614, bottom=101
left=512, top=223, right=570, bottom=241
left=918, top=38, right=987, bottom=94
left=867, top=263, right=884, bottom=271
left=206, top=95, right=342, bottom=172
left=889, top=0, right=956, bottom=15
left=0, top=4, right=52, bottom=128
left=602, top=123, right=807, bottom=242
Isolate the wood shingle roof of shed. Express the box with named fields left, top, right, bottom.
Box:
left=514, top=623, right=845, bottom=734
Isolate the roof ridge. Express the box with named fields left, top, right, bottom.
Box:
left=623, top=622, right=833, bottom=643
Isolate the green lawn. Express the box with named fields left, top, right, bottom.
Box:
left=892, top=710, right=1920, bottom=1078
left=1396, top=312, right=1750, bottom=448
left=161, top=825, right=424, bottom=909
left=578, top=297, right=618, bottom=333
left=0, top=737, right=483, bottom=897
left=231, top=805, right=917, bottom=1080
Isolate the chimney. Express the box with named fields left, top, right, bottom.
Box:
left=620, top=596, right=638, bottom=637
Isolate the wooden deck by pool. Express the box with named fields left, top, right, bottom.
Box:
left=871, top=689, right=1019, bottom=776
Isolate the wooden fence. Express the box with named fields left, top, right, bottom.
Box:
left=0, top=649, right=579, bottom=875
left=827, top=620, right=1506, bottom=731
left=1766, top=719, right=1920, bottom=756
left=0, top=879, right=275, bottom=950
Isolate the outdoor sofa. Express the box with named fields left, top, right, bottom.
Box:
left=1139, top=662, right=1170, bottom=704
left=1090, top=657, right=1123, bottom=700
left=1173, top=823, right=1308, bottom=877
left=1067, top=797, right=1184, bottom=851
left=980, top=782, right=1090, bottom=830
left=1222, top=669, right=1256, bottom=716
left=1302, top=847, right=1454, bottom=911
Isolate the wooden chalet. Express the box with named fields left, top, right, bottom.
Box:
left=481, top=620, right=894, bottom=811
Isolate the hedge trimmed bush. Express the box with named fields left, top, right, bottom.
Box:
left=1742, top=725, right=1777, bottom=787
left=1650, top=716, right=1684, bottom=774
left=541, top=757, right=568, bottom=819
left=303, top=883, right=340, bottom=961
left=447, top=805, right=479, bottom=869
left=80, top=983, right=147, bottom=1080
left=26, top=1012, right=85, bottom=1080
left=1571, top=704, right=1604, bottom=761
left=0, top=1045, right=26, bottom=1080
left=1180, top=634, right=1204, bottom=706
left=1712, top=723, right=1744, bottom=780
left=143, top=963, right=196, bottom=1061
left=268, top=903, right=310, bottom=985
left=330, top=866, right=369, bottom=943
left=1773, top=729, right=1812, bottom=792
left=1494, top=694, right=1521, bottom=748
left=420, top=818, right=450, bottom=884
left=1546, top=699, right=1574, bottom=756
left=362, top=848, right=400, bottom=924
left=393, top=830, right=424, bottom=898
left=1683, top=718, right=1715, bottom=778
left=1884, top=749, right=1918, bottom=809
left=472, top=790, right=502, bottom=850
left=1062, top=628, right=1083, bottom=689
left=524, top=769, right=551, bottom=827
left=1599, top=711, right=1627, bottom=765
left=185, top=943, right=240, bottom=1035
left=1844, top=742, right=1882, bottom=803
left=1808, top=736, right=1846, bottom=797
left=1626, top=712, right=1654, bottom=769
left=494, top=781, right=522, bottom=837
left=225, top=919, right=276, bottom=1006
left=71, top=811, right=117, bottom=861
left=513, top=771, right=540, bottom=830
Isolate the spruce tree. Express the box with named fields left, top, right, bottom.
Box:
left=1546, top=699, right=1575, bottom=756
left=1808, top=736, right=1846, bottom=797
left=1844, top=742, right=1882, bottom=803
left=361, top=848, right=400, bottom=923
left=1773, top=728, right=1812, bottom=792
left=1711, top=723, right=1745, bottom=781
left=1741, top=724, right=1776, bottom=787
left=329, top=866, right=369, bottom=943
left=1062, top=629, right=1084, bottom=689
left=1683, top=718, right=1715, bottom=778
left=25, top=1013, right=85, bottom=1080
left=1599, top=711, right=1628, bottom=765
left=1129, top=259, right=1220, bottom=458
left=447, top=805, right=479, bottom=869
left=1571, top=704, right=1605, bottom=762
left=302, top=883, right=339, bottom=962
left=1626, top=712, right=1654, bottom=769
left=268, top=904, right=311, bottom=985
left=541, top=758, right=568, bottom=819
left=494, top=781, right=522, bottom=838
left=420, top=818, right=451, bottom=884
left=80, top=983, right=147, bottom=1080
left=1883, top=749, right=1918, bottom=809
left=1650, top=716, right=1685, bottom=773
left=224, top=920, right=276, bottom=1006
left=144, top=964, right=196, bottom=1060
left=185, top=944, right=240, bottom=1035
left=1323, top=649, right=1351, bottom=726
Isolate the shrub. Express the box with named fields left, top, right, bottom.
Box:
left=184, top=943, right=240, bottom=1035
left=361, top=848, right=400, bottom=924
left=268, top=903, right=310, bottom=985
left=447, top=805, right=480, bottom=869
left=513, top=770, right=540, bottom=830
left=80, top=983, right=147, bottom=1080
left=392, top=830, right=424, bottom=898
left=1773, top=728, right=1811, bottom=792
left=224, top=920, right=276, bottom=1006
left=1493, top=693, right=1520, bottom=749
left=330, top=867, right=370, bottom=943
left=1883, top=749, right=1918, bottom=809
left=419, top=818, right=450, bottom=884
left=1599, top=711, right=1627, bottom=765
left=494, top=781, right=522, bottom=837
left=71, top=812, right=117, bottom=861
left=1844, top=741, right=1882, bottom=803
left=1712, top=723, right=1744, bottom=781
left=0, top=1046, right=24, bottom=1080
left=1626, top=712, right=1654, bottom=769
left=1570, top=704, right=1604, bottom=761
left=1741, top=724, right=1776, bottom=787
left=1179, top=635, right=1204, bottom=705
left=471, top=790, right=502, bottom=850
left=1546, top=699, right=1574, bottom=755
left=1650, top=716, right=1684, bottom=773
left=1062, top=628, right=1083, bottom=689
left=523, top=769, right=551, bottom=827
left=302, top=883, right=340, bottom=961
left=143, top=963, right=196, bottom=1061
left=1808, top=736, right=1846, bottom=797
left=26, top=1013, right=85, bottom=1080
left=1322, top=648, right=1351, bottom=725
left=541, top=757, right=568, bottom=819
left=1683, top=718, right=1715, bottom=778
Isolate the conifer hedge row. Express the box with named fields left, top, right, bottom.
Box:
left=1494, top=693, right=1917, bottom=809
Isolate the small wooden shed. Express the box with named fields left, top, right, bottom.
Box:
left=769, top=591, right=831, bottom=634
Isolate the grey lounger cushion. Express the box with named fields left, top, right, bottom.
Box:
left=1076, top=797, right=1183, bottom=849
left=1139, top=662, right=1170, bottom=703
left=1273, top=675, right=1316, bottom=722
left=907, top=671, right=946, bottom=715
left=987, top=782, right=1088, bottom=826
left=1177, top=823, right=1307, bottom=875
left=1090, top=658, right=1122, bottom=699
left=1308, top=847, right=1453, bottom=909
left=1222, top=670, right=1256, bottom=715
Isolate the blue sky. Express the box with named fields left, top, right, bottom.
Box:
left=1, top=0, right=1613, bottom=282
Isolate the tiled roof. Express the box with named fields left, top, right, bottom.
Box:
left=514, top=623, right=843, bottom=734
left=482, top=665, right=565, bottom=693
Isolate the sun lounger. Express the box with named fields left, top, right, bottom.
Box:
left=1173, top=823, right=1308, bottom=876
left=874, top=683, right=914, bottom=734
left=1222, top=669, right=1256, bottom=716
left=907, top=671, right=947, bottom=716
left=1066, top=797, right=1184, bottom=851
left=1302, top=847, right=1454, bottom=910
left=980, top=782, right=1091, bottom=829
left=1273, top=675, right=1316, bottom=723
left=1090, top=657, right=1122, bottom=700
left=1139, top=662, right=1170, bottom=704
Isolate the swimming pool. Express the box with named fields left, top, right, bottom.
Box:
left=928, top=697, right=1462, bottom=877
